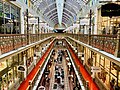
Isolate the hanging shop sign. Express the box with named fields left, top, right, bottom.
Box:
left=17, top=65, right=26, bottom=72
left=91, top=66, right=101, bottom=73
left=38, top=86, right=45, bottom=90
left=28, top=18, right=38, bottom=24
left=80, top=19, right=89, bottom=25
left=101, top=3, right=120, bottom=17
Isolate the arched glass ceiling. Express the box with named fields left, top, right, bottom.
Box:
left=31, top=0, right=87, bottom=27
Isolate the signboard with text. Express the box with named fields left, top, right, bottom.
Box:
left=17, top=65, right=26, bottom=72
left=28, top=18, right=38, bottom=24
left=91, top=66, right=101, bottom=73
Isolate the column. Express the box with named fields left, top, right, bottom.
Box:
left=33, top=24, right=35, bottom=34
left=20, top=7, right=25, bottom=34
left=94, top=8, right=98, bottom=34
left=23, top=55, right=27, bottom=79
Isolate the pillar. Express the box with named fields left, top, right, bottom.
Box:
left=33, top=24, right=35, bottom=34
left=20, top=7, right=25, bottom=34
left=94, top=8, right=97, bottom=34
left=23, top=55, right=27, bottom=79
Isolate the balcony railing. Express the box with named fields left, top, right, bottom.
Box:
left=0, top=34, right=51, bottom=55
left=65, top=33, right=117, bottom=56
left=0, top=33, right=119, bottom=57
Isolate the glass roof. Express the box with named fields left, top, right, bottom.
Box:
left=31, top=0, right=86, bottom=26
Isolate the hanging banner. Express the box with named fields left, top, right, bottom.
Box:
left=28, top=18, right=38, bottom=24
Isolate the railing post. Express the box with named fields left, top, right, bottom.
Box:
left=114, top=28, right=120, bottom=57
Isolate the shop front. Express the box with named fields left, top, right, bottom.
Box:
left=84, top=47, right=120, bottom=89
left=97, top=2, right=120, bottom=35
left=0, top=53, right=25, bottom=90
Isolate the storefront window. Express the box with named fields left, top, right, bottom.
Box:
left=100, top=56, right=104, bottom=67
left=105, top=58, right=110, bottom=72
left=97, top=7, right=120, bottom=35
left=8, top=70, right=13, bottom=86
left=96, top=54, right=100, bottom=66
left=111, top=62, right=117, bottom=77
left=19, top=53, right=23, bottom=64
left=14, top=67, right=18, bottom=79
left=14, top=55, right=18, bottom=63
left=96, top=55, right=111, bottom=88
left=8, top=57, right=13, bottom=67
left=110, top=74, right=117, bottom=90
left=97, top=68, right=107, bottom=83
left=0, top=61, right=7, bottom=71
left=2, top=74, right=8, bottom=90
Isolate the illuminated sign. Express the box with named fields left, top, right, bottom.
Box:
left=101, top=3, right=120, bottom=17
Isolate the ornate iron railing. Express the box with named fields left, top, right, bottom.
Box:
left=0, top=33, right=118, bottom=56
left=0, top=34, right=51, bottom=55
left=65, top=33, right=117, bottom=55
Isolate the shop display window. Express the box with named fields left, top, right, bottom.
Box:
left=8, top=70, right=13, bottom=86
left=0, top=61, right=7, bottom=71
left=105, top=58, right=110, bottom=72
left=14, top=55, right=18, bottom=63
left=97, top=68, right=107, bottom=83
left=110, top=74, right=117, bottom=90
left=14, top=67, right=18, bottom=79
left=111, top=62, right=117, bottom=77
left=27, top=57, right=33, bottom=67
left=2, top=74, right=8, bottom=90
left=100, top=56, right=104, bottom=65
left=87, top=58, right=93, bottom=66
left=96, top=54, right=100, bottom=67
left=8, top=57, right=13, bottom=67
left=97, top=6, right=120, bottom=35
